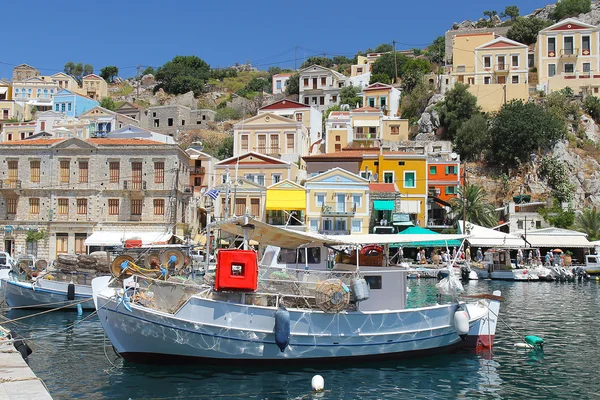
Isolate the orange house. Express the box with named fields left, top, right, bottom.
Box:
left=427, top=160, right=462, bottom=203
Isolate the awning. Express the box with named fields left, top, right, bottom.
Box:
left=458, top=220, right=526, bottom=249
left=373, top=200, right=394, bottom=211
left=398, top=200, right=421, bottom=214
left=0, top=87, right=7, bottom=95
left=84, top=231, right=174, bottom=247
left=266, top=188, right=305, bottom=210
left=523, top=233, right=593, bottom=248
left=393, top=225, right=462, bottom=248
left=353, top=119, right=379, bottom=127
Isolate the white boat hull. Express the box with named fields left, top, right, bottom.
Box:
left=93, top=277, right=500, bottom=364
left=1, top=277, right=94, bottom=310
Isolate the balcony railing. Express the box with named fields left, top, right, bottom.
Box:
left=318, top=229, right=350, bottom=235
left=560, top=48, right=579, bottom=57
left=354, top=131, right=379, bottom=140
left=321, top=202, right=357, bottom=215
left=0, top=180, right=21, bottom=189
left=494, top=64, right=509, bottom=73
left=123, top=180, right=146, bottom=190
left=191, top=167, right=205, bottom=174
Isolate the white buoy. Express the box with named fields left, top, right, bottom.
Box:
left=514, top=342, right=533, bottom=349
left=311, top=375, right=324, bottom=392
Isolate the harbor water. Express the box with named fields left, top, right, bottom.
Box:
left=2, top=279, right=600, bottom=400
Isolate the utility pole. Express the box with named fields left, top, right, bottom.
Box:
left=503, top=84, right=507, bottom=105
left=462, top=164, right=467, bottom=235
left=136, top=64, right=141, bottom=98
left=393, top=40, right=398, bottom=84
left=173, top=165, right=180, bottom=234
left=295, top=45, right=298, bottom=70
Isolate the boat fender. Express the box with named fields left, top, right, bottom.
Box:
left=311, top=375, right=324, bottom=392
left=351, top=278, right=370, bottom=302
left=274, top=306, right=291, bottom=352
left=454, top=309, right=470, bottom=338
left=9, top=330, right=32, bottom=360
left=67, top=283, right=76, bottom=301
left=168, top=255, right=178, bottom=268
left=514, top=342, right=533, bottom=349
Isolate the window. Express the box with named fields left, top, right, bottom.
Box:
left=565, top=63, right=574, bottom=73
left=583, top=36, right=591, bottom=54
left=335, top=144, right=341, bottom=151
left=335, top=219, right=347, bottom=231
left=7, top=134, right=12, bottom=141
left=75, top=234, right=87, bottom=255
left=445, top=186, right=458, bottom=195
left=256, top=175, right=265, bottom=186
left=108, top=199, right=119, bottom=215
left=61, top=103, right=65, bottom=112
left=512, top=76, right=519, bottom=84
left=7, top=198, right=17, bottom=214
left=8, top=160, right=18, bottom=184
left=109, top=162, right=120, bottom=183
left=235, top=198, right=246, bottom=215
left=497, top=56, right=506, bottom=70
left=383, top=172, right=393, bottom=183
left=60, top=160, right=70, bottom=183
left=357, top=67, right=363, bottom=73
left=303, top=78, right=309, bottom=87
left=368, top=97, right=375, bottom=107
left=77, top=198, right=87, bottom=214
left=398, top=161, right=405, bottom=166
left=319, top=96, right=325, bottom=105
left=131, top=162, right=142, bottom=189
left=29, top=198, right=39, bottom=214
left=548, top=37, right=556, bottom=55
left=296, top=113, right=303, bottom=122
left=351, top=219, right=362, bottom=233
left=276, top=80, right=282, bottom=89
left=380, top=96, right=387, bottom=108
left=58, top=198, right=68, bottom=215
left=309, top=219, right=319, bottom=232
left=445, top=166, right=457, bottom=174
left=79, top=161, right=88, bottom=183
left=30, top=161, right=41, bottom=182
left=55, top=104, right=59, bottom=111
left=484, top=77, right=491, bottom=85
left=335, top=135, right=341, bottom=141
left=404, top=171, right=416, bottom=188
left=364, top=275, right=382, bottom=289
left=352, top=194, right=362, bottom=208
left=511, top=55, right=519, bottom=67
left=270, top=134, right=279, bottom=153
left=168, top=118, right=173, bottom=126
left=430, top=166, right=437, bottom=175
left=251, top=198, right=260, bottom=216
left=241, top=135, right=248, bottom=151
left=564, top=36, right=574, bottom=55
left=272, top=174, right=281, bottom=184
left=321, top=77, right=326, bottom=86
left=484, top=56, right=491, bottom=68
left=548, top=64, right=556, bottom=77
left=303, top=97, right=309, bottom=105
left=286, top=133, right=294, bottom=152
left=390, top=125, right=400, bottom=134
left=583, top=63, right=591, bottom=73
left=67, top=103, right=72, bottom=112
left=332, top=95, right=337, bottom=102
left=154, top=161, right=164, bottom=183
left=316, top=194, right=325, bottom=207
left=131, top=199, right=142, bottom=216
left=154, top=199, right=164, bottom=215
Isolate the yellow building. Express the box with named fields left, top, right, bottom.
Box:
left=265, top=179, right=306, bottom=228
left=305, top=167, right=370, bottom=235
left=452, top=33, right=529, bottom=111
left=536, top=18, right=600, bottom=94
left=326, top=111, right=351, bottom=153
left=81, top=74, right=108, bottom=100
left=359, top=152, right=428, bottom=226
left=50, top=73, right=80, bottom=92
left=1, top=122, right=36, bottom=142
left=213, top=178, right=266, bottom=221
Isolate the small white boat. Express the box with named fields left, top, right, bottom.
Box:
left=479, top=249, right=539, bottom=281
left=583, top=254, right=600, bottom=275
left=93, top=216, right=503, bottom=364
left=530, top=265, right=554, bottom=281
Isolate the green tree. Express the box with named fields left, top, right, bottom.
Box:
left=538, top=199, right=575, bottom=229
left=324, top=104, right=342, bottom=120
left=483, top=10, right=498, bottom=22
left=546, top=88, right=580, bottom=128
left=575, top=208, right=600, bottom=241
left=142, top=66, right=155, bottom=76
left=369, top=73, right=391, bottom=85
left=374, top=43, right=393, bottom=53
left=83, top=64, right=94, bottom=76
left=237, top=77, right=270, bottom=99
left=401, top=69, right=424, bottom=93
left=100, top=97, right=117, bottom=111
left=300, top=56, right=334, bottom=69
left=215, top=107, right=241, bottom=122
left=583, top=95, right=600, bottom=122
left=100, top=66, right=119, bottom=83
left=155, top=55, right=211, bottom=96
left=285, top=74, right=299, bottom=95
left=501, top=5, right=520, bottom=20
left=489, top=100, right=566, bottom=167
left=216, top=136, right=234, bottom=160
left=332, top=55, right=354, bottom=65
left=371, top=52, right=409, bottom=83
left=339, top=85, right=363, bottom=108
left=400, top=81, right=430, bottom=122
left=412, top=48, right=423, bottom=57
left=506, top=17, right=552, bottom=45
left=438, top=83, right=480, bottom=141
left=401, top=58, right=431, bottom=78
left=552, top=0, right=591, bottom=21
left=454, top=114, right=491, bottom=161
left=64, top=61, right=87, bottom=84
left=450, top=184, right=498, bottom=227
left=539, top=155, right=576, bottom=203
left=425, top=36, right=446, bottom=64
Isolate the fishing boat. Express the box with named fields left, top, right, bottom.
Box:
left=472, top=249, right=538, bottom=281
left=92, top=216, right=502, bottom=364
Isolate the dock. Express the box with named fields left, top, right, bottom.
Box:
left=0, top=340, right=52, bottom=400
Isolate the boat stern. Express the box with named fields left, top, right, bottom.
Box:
left=464, top=290, right=501, bottom=350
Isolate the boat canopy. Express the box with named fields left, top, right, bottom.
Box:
left=457, top=220, right=526, bottom=249
left=215, top=216, right=467, bottom=248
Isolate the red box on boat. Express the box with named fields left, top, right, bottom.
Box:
left=215, top=249, right=258, bottom=292
left=124, top=239, right=142, bottom=248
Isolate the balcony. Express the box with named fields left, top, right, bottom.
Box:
left=494, top=64, right=509, bottom=74
left=191, top=167, right=205, bottom=175
left=0, top=180, right=21, bottom=189
left=560, top=48, right=579, bottom=58
left=123, top=180, right=146, bottom=190
left=255, top=146, right=281, bottom=155
left=321, top=202, right=357, bottom=216
left=354, top=131, right=379, bottom=140
left=318, top=229, right=350, bottom=235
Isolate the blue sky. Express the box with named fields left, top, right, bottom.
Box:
left=1, top=0, right=552, bottom=79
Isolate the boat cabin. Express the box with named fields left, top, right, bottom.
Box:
left=585, top=254, right=600, bottom=274
left=483, top=249, right=513, bottom=271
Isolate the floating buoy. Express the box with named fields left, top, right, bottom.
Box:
left=525, top=335, right=544, bottom=348
left=274, top=306, right=290, bottom=352
left=514, top=342, right=534, bottom=349
left=454, top=309, right=470, bottom=337
left=596, top=277, right=599, bottom=281
left=311, top=375, right=324, bottom=392
left=77, top=303, right=83, bottom=316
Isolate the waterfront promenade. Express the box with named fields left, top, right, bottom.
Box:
left=0, top=341, right=52, bottom=400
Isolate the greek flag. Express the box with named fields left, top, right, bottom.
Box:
left=204, top=189, right=220, bottom=200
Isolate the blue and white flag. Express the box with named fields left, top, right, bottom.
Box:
left=204, top=189, right=220, bottom=200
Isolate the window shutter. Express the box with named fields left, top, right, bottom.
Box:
left=445, top=166, right=449, bottom=174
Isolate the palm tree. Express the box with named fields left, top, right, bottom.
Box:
left=575, top=208, right=600, bottom=241
left=451, top=183, right=498, bottom=228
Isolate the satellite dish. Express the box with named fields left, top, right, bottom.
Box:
left=200, top=187, right=207, bottom=194
left=450, top=152, right=458, bottom=160
left=372, top=173, right=379, bottom=182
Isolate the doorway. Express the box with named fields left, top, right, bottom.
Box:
left=4, top=239, right=14, bottom=256
left=56, top=233, right=68, bottom=257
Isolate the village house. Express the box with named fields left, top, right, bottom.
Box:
left=258, top=99, right=323, bottom=147
left=78, top=106, right=139, bottom=137
left=265, top=179, right=306, bottom=229
left=272, top=73, right=293, bottom=95
left=146, top=104, right=216, bottom=137
left=115, top=101, right=148, bottom=126
left=299, top=64, right=347, bottom=112
left=0, top=137, right=191, bottom=261
left=12, top=64, right=40, bottom=82
left=52, top=89, right=99, bottom=118
left=81, top=74, right=108, bottom=100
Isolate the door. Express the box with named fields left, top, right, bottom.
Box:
left=564, top=37, right=574, bottom=55
left=336, top=194, right=346, bottom=212
left=4, top=240, right=13, bottom=256
left=56, top=234, right=68, bottom=257
left=497, top=76, right=506, bottom=84
left=312, top=78, right=317, bottom=90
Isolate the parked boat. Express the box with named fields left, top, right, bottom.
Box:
left=93, top=216, right=502, bottom=364
left=530, top=265, right=554, bottom=281
left=474, top=249, right=538, bottom=281
left=583, top=254, right=600, bottom=275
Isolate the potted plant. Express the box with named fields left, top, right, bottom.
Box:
left=564, top=250, right=573, bottom=266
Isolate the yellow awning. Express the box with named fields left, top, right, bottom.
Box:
left=266, top=188, right=306, bottom=210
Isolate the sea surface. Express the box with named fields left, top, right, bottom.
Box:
left=2, top=279, right=600, bottom=400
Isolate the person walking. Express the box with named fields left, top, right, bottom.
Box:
left=466, top=247, right=471, bottom=262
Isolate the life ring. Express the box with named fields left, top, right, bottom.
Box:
left=360, top=245, right=383, bottom=255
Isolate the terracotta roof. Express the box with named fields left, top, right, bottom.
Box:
left=369, top=183, right=397, bottom=193
left=88, top=138, right=163, bottom=145
left=454, top=32, right=496, bottom=38
left=353, top=106, right=380, bottom=113
left=304, top=150, right=366, bottom=159
left=260, top=99, right=309, bottom=110
left=0, top=139, right=64, bottom=146
left=329, top=111, right=350, bottom=116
